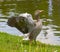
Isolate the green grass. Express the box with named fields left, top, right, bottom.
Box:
left=0, top=32, right=60, bottom=52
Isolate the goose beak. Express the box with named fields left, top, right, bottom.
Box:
left=39, top=10, right=44, bottom=13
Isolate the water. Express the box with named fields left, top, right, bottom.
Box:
left=0, top=21, right=23, bottom=36
left=37, top=22, right=60, bottom=45
left=0, top=0, right=60, bottom=45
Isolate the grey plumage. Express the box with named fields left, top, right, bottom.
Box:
left=7, top=10, right=43, bottom=42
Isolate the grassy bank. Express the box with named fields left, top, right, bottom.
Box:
left=0, top=32, right=60, bottom=52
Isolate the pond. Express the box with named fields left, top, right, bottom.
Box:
left=0, top=0, right=60, bottom=45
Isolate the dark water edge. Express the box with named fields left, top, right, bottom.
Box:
left=0, top=0, right=60, bottom=25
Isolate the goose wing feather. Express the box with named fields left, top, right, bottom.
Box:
left=7, top=13, right=35, bottom=33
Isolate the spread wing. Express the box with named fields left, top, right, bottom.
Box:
left=7, top=13, right=35, bottom=33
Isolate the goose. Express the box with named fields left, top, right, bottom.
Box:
left=7, top=10, right=43, bottom=42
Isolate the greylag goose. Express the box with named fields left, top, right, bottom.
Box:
left=7, top=10, right=43, bottom=42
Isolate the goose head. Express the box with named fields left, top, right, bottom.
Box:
left=34, top=10, right=44, bottom=21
